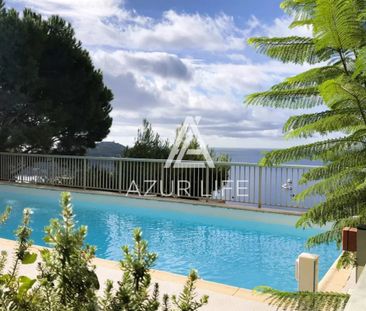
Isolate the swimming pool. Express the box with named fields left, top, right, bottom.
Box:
left=0, top=184, right=339, bottom=291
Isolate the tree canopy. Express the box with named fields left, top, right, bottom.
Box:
left=247, top=0, right=366, bottom=251
left=124, top=119, right=229, bottom=162
left=123, top=119, right=171, bottom=159
left=0, top=1, right=113, bottom=155
left=245, top=1, right=366, bottom=309
left=123, top=120, right=230, bottom=198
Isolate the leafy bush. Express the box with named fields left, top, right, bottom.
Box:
left=0, top=192, right=208, bottom=310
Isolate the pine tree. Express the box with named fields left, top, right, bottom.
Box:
left=246, top=0, right=366, bottom=252
left=0, top=2, right=113, bottom=155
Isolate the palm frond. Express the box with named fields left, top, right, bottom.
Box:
left=246, top=87, right=322, bottom=109
left=306, top=229, right=343, bottom=247
left=296, top=189, right=366, bottom=227
left=285, top=112, right=361, bottom=138
left=255, top=286, right=349, bottom=311
left=269, top=66, right=343, bottom=94
left=259, top=132, right=366, bottom=166
left=300, top=151, right=366, bottom=182
left=289, top=19, right=313, bottom=29
left=306, top=215, right=366, bottom=247
left=283, top=109, right=359, bottom=133
left=247, top=36, right=332, bottom=64
left=294, top=168, right=365, bottom=201
left=247, top=5, right=366, bottom=306
left=281, top=0, right=316, bottom=25
left=320, top=77, right=366, bottom=114
left=353, top=47, right=366, bottom=78
left=284, top=66, right=343, bottom=86
left=314, top=0, right=364, bottom=50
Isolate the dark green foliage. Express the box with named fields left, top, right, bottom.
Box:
left=124, top=119, right=230, bottom=163
left=246, top=0, right=366, bottom=252
left=0, top=193, right=209, bottom=310
left=124, top=119, right=230, bottom=199
left=255, top=286, right=349, bottom=311
left=124, top=119, right=171, bottom=159
left=0, top=3, right=113, bottom=155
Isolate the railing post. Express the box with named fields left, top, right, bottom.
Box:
left=205, top=166, right=209, bottom=199
left=118, top=159, right=122, bottom=193
left=160, top=162, right=164, bottom=195
left=51, top=157, right=55, bottom=185
left=258, top=166, right=263, bottom=208
left=20, top=154, right=24, bottom=183
left=0, top=153, right=319, bottom=209
left=83, top=158, right=87, bottom=189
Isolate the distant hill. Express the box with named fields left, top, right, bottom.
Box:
left=86, top=142, right=125, bottom=157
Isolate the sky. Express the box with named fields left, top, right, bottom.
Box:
left=7, top=0, right=317, bottom=148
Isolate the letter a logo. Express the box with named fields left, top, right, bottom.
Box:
left=165, top=116, right=214, bottom=168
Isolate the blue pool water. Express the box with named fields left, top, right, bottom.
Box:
left=0, top=185, right=339, bottom=291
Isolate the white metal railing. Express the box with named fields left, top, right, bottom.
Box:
left=0, top=152, right=320, bottom=208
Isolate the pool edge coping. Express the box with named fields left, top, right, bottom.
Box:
left=318, top=252, right=354, bottom=293
left=0, top=181, right=305, bottom=216
left=0, top=237, right=351, bottom=302
left=0, top=237, right=268, bottom=303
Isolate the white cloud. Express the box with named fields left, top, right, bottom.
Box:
left=14, top=0, right=246, bottom=52
left=226, top=54, right=250, bottom=63
left=248, top=15, right=313, bottom=38
left=19, top=0, right=126, bottom=18
left=121, top=10, right=245, bottom=51
left=93, top=50, right=192, bottom=80
left=15, top=0, right=148, bottom=48
left=95, top=50, right=310, bottom=146
left=8, top=0, right=318, bottom=147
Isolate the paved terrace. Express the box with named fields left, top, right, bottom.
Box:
left=0, top=238, right=353, bottom=311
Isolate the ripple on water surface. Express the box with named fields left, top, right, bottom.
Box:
left=0, top=185, right=339, bottom=291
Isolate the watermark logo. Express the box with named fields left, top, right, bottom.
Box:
left=125, top=116, right=248, bottom=199
left=164, top=116, right=214, bottom=169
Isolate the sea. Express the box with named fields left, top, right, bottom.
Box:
left=213, top=148, right=322, bottom=208
left=215, top=148, right=321, bottom=166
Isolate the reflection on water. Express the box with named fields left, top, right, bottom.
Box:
left=0, top=185, right=338, bottom=291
